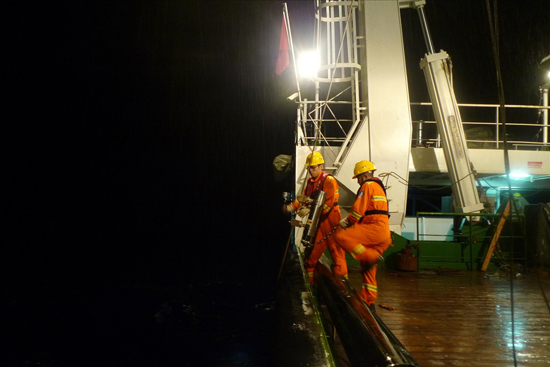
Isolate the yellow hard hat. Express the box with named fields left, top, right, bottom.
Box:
left=352, top=160, right=376, bottom=178
left=305, top=152, right=324, bottom=166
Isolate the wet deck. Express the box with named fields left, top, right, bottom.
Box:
left=348, top=266, right=550, bottom=367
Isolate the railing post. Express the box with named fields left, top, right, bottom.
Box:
left=495, top=106, right=500, bottom=149
left=416, top=213, right=420, bottom=242
left=416, top=212, right=421, bottom=272
left=418, top=120, right=424, bottom=146
left=542, top=87, right=548, bottom=145
left=469, top=214, right=473, bottom=270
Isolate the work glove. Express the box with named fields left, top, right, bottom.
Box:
left=296, top=195, right=312, bottom=205
left=297, top=207, right=311, bottom=217
left=282, top=204, right=293, bottom=215
left=339, top=217, right=350, bottom=229
left=290, top=218, right=305, bottom=227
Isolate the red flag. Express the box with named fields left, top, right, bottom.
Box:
left=275, top=16, right=289, bottom=75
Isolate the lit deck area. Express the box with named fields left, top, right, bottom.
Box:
left=348, top=266, right=550, bottom=367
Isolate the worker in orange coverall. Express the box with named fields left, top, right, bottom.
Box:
left=334, top=160, right=391, bottom=312
left=283, top=152, right=347, bottom=283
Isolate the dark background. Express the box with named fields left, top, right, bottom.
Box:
left=4, top=1, right=549, bottom=366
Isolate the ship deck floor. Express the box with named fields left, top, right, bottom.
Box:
left=348, top=266, right=550, bottom=367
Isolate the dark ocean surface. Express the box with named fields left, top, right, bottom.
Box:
left=5, top=270, right=279, bottom=366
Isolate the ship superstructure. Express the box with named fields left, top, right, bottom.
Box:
left=285, top=0, right=549, bottom=233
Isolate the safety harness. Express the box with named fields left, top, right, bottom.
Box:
left=360, top=178, right=390, bottom=217
left=305, top=171, right=339, bottom=211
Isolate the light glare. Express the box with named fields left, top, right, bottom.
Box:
left=504, top=171, right=531, bottom=180
left=298, top=51, right=320, bottom=79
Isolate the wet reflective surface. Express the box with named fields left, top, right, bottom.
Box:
left=349, top=267, right=550, bottom=367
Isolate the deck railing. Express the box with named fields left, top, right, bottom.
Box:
left=297, top=101, right=550, bottom=151
left=411, top=102, right=550, bottom=151
left=414, top=211, right=526, bottom=270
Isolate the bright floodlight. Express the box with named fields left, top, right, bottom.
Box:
left=298, top=51, right=320, bottom=79
left=541, top=55, right=550, bottom=79
left=505, top=171, right=531, bottom=180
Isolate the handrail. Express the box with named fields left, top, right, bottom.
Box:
left=410, top=102, right=548, bottom=150
left=297, top=101, right=550, bottom=151
left=414, top=211, right=525, bottom=270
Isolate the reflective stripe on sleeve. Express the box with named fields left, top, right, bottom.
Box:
left=371, top=196, right=387, bottom=202
left=350, top=211, right=362, bottom=220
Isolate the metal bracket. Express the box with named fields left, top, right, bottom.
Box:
left=399, top=0, right=426, bottom=9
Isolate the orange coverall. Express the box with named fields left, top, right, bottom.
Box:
left=292, top=172, right=347, bottom=282
left=334, top=178, right=391, bottom=305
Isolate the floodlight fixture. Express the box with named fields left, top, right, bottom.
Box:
left=287, top=92, right=299, bottom=101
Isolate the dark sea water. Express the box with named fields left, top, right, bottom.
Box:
left=4, top=1, right=290, bottom=365
left=4, top=274, right=278, bottom=367
left=4, top=207, right=285, bottom=366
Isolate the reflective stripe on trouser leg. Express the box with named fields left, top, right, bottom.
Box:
left=360, top=263, right=378, bottom=305
left=362, top=283, right=377, bottom=293
left=361, top=283, right=377, bottom=305
left=351, top=244, right=366, bottom=259
left=308, top=270, right=314, bottom=283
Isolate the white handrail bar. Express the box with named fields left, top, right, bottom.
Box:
left=297, top=102, right=550, bottom=151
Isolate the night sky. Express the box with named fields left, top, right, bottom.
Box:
left=4, top=1, right=549, bottom=366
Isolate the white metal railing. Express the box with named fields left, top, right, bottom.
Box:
left=296, top=102, right=550, bottom=151
left=410, top=102, right=550, bottom=151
